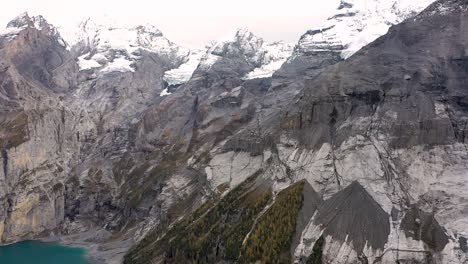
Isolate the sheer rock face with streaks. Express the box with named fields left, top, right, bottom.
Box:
left=0, top=13, right=80, bottom=243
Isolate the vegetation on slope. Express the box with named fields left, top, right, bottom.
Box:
left=239, top=180, right=306, bottom=264
left=123, top=172, right=272, bottom=264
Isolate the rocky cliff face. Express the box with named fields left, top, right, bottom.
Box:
left=0, top=12, right=80, bottom=242
left=1, top=0, right=468, bottom=264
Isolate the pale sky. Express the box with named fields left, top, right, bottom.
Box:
left=1, top=0, right=340, bottom=47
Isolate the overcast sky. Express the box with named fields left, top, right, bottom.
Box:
left=1, top=0, right=340, bottom=47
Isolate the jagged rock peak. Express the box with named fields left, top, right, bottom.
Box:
left=1, top=12, right=65, bottom=44
left=199, top=28, right=293, bottom=79
left=294, top=0, right=436, bottom=59
left=208, top=28, right=264, bottom=61
left=6, top=12, right=34, bottom=28
left=6, top=12, right=58, bottom=35
left=337, top=0, right=354, bottom=10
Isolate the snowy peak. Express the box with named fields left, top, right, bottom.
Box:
left=72, top=18, right=184, bottom=54
left=198, top=28, right=293, bottom=79
left=6, top=12, right=35, bottom=29
left=6, top=12, right=60, bottom=37
left=1, top=12, right=65, bottom=44
left=295, top=0, right=436, bottom=59
left=209, top=28, right=264, bottom=65
left=70, top=18, right=189, bottom=73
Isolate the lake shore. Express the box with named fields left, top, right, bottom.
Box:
left=41, top=228, right=134, bottom=264
left=0, top=240, right=92, bottom=264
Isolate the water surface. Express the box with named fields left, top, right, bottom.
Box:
left=0, top=240, right=92, bottom=264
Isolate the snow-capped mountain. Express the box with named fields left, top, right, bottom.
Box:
left=198, top=28, right=294, bottom=79
left=0, top=12, right=66, bottom=45
left=66, top=22, right=293, bottom=85
left=295, top=0, right=436, bottom=59
left=67, top=18, right=190, bottom=73
left=272, top=0, right=437, bottom=90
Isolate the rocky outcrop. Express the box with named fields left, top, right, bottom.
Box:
left=400, top=205, right=449, bottom=252
left=298, top=182, right=390, bottom=263
left=317, top=182, right=390, bottom=252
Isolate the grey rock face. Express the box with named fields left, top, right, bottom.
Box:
left=314, top=182, right=390, bottom=253
left=400, top=205, right=449, bottom=252
left=291, top=182, right=323, bottom=258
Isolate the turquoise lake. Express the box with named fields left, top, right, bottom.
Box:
left=0, top=240, right=92, bottom=264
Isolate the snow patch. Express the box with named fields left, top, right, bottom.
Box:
left=244, top=42, right=294, bottom=79
left=163, top=49, right=205, bottom=86
left=199, top=53, right=221, bottom=70
left=77, top=53, right=101, bottom=70
left=101, top=57, right=135, bottom=73
left=0, top=27, right=23, bottom=40
left=160, top=88, right=171, bottom=97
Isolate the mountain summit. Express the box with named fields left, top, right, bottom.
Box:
left=68, top=18, right=190, bottom=73
left=198, top=28, right=293, bottom=79
left=1, top=12, right=66, bottom=45
left=297, top=0, right=437, bottom=59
